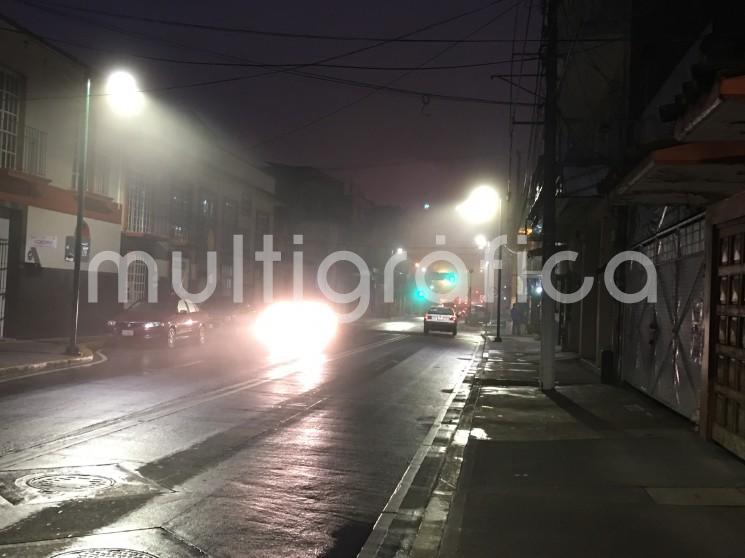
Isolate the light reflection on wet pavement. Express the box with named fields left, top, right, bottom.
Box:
left=0, top=320, right=480, bottom=557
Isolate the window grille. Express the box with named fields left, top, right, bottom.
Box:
left=0, top=69, right=21, bottom=171
left=127, top=260, right=148, bottom=304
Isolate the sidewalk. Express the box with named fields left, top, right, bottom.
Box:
left=0, top=338, right=101, bottom=382
left=411, top=336, right=745, bottom=558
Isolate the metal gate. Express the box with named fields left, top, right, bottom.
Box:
left=0, top=238, right=7, bottom=338
left=621, top=217, right=705, bottom=421
left=708, top=219, right=745, bottom=459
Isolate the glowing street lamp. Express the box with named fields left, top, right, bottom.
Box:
left=104, top=71, right=145, bottom=117
left=456, top=185, right=500, bottom=225
left=456, top=183, right=504, bottom=342
left=68, top=70, right=142, bottom=355
left=474, top=234, right=488, bottom=250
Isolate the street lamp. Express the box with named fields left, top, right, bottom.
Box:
left=456, top=185, right=499, bottom=225
left=104, top=71, right=145, bottom=116
left=457, top=184, right=503, bottom=342
left=474, top=234, right=488, bottom=251
left=67, top=70, right=142, bottom=355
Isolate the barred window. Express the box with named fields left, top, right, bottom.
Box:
left=170, top=187, right=192, bottom=242
left=644, top=217, right=704, bottom=263
left=221, top=263, right=233, bottom=295
left=127, top=260, right=148, bottom=305
left=223, top=198, right=238, bottom=251
left=93, top=155, right=111, bottom=197
left=254, top=211, right=271, bottom=250
left=0, top=69, right=21, bottom=171
left=198, top=190, right=217, bottom=223
left=680, top=218, right=704, bottom=257
left=241, top=189, right=252, bottom=216
left=127, top=174, right=151, bottom=233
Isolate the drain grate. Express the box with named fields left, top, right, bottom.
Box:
left=52, top=550, right=159, bottom=558
left=21, top=473, right=116, bottom=494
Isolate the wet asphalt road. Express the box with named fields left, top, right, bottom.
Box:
left=0, top=319, right=480, bottom=557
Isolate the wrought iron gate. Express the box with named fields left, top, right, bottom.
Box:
left=621, top=217, right=705, bottom=421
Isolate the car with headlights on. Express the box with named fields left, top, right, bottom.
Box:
left=423, top=306, right=458, bottom=336
left=107, top=296, right=207, bottom=348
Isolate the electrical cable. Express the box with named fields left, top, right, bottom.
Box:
left=14, top=0, right=629, bottom=44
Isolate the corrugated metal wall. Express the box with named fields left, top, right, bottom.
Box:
left=621, top=216, right=705, bottom=421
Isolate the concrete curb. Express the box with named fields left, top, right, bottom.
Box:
left=409, top=356, right=481, bottom=558
left=357, top=342, right=482, bottom=558
left=0, top=348, right=95, bottom=382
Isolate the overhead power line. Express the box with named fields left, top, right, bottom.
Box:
left=15, top=0, right=628, bottom=44
left=9, top=0, right=534, bottom=167
left=16, top=1, right=537, bottom=108
left=251, top=0, right=527, bottom=149
left=0, top=27, right=536, bottom=72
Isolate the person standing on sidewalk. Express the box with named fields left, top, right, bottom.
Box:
left=510, top=303, right=522, bottom=336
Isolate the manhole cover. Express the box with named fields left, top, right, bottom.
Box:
left=52, top=550, right=159, bottom=558
left=19, top=473, right=116, bottom=494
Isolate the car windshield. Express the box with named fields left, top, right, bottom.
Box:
left=427, top=307, right=454, bottom=315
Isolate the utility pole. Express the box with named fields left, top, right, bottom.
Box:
left=540, top=0, right=558, bottom=390
left=67, top=77, right=91, bottom=356
left=494, top=198, right=504, bottom=342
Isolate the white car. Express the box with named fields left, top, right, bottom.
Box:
left=423, top=306, right=458, bottom=336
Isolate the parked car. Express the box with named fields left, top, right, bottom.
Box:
left=202, top=297, right=256, bottom=332
left=467, top=304, right=488, bottom=325
left=424, top=306, right=458, bottom=336
left=107, top=296, right=207, bottom=348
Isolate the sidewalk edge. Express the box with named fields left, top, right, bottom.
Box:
left=0, top=350, right=95, bottom=382
left=357, top=341, right=482, bottom=558
left=409, top=354, right=481, bottom=558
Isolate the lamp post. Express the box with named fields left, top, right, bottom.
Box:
left=66, top=70, right=143, bottom=355
left=457, top=185, right=503, bottom=341
left=494, top=196, right=504, bottom=342
left=66, top=77, right=91, bottom=355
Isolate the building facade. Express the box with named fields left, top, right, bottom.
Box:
left=0, top=16, right=277, bottom=338
left=516, top=0, right=745, bottom=460
left=0, top=16, right=121, bottom=338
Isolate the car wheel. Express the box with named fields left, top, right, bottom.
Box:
left=197, top=325, right=206, bottom=345
left=167, top=327, right=177, bottom=349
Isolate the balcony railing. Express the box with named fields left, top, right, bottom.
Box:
left=21, top=126, right=47, bottom=177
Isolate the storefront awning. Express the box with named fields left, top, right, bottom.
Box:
left=675, top=75, right=745, bottom=141
left=614, top=142, right=745, bottom=205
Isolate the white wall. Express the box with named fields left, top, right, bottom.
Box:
left=25, top=206, right=120, bottom=272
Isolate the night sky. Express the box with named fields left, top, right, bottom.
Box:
left=3, top=0, right=541, bottom=207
